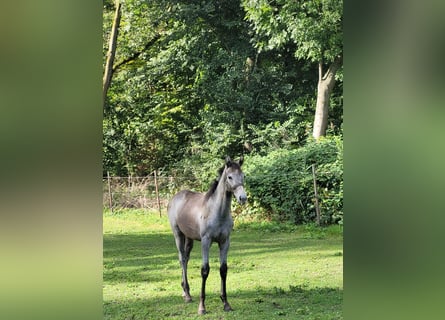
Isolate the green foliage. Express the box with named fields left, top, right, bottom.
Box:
left=242, top=0, right=343, bottom=63
left=235, top=219, right=298, bottom=233
left=241, top=0, right=343, bottom=139
left=103, top=1, right=342, bottom=176
left=103, top=0, right=253, bottom=175
left=243, top=136, right=343, bottom=225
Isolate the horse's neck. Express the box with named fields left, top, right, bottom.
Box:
left=209, top=171, right=232, bottom=216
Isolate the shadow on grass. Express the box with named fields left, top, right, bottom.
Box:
left=104, top=232, right=178, bottom=284
left=104, top=285, right=343, bottom=320
left=104, top=230, right=342, bottom=284
left=230, top=231, right=339, bottom=259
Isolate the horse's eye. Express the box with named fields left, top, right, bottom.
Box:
left=228, top=176, right=233, bottom=180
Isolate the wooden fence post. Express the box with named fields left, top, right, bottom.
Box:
left=154, top=170, right=162, bottom=217
left=107, top=171, right=113, bottom=213
left=312, top=164, right=321, bottom=226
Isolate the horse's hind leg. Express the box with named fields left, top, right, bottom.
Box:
left=173, top=230, right=193, bottom=303
left=182, top=237, right=194, bottom=302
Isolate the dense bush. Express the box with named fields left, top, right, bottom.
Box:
left=242, top=136, right=343, bottom=225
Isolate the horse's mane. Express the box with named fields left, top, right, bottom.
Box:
left=204, top=165, right=225, bottom=201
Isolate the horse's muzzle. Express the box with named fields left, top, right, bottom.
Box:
left=234, top=186, right=247, bottom=205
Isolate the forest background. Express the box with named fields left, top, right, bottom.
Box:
left=102, top=0, right=343, bottom=225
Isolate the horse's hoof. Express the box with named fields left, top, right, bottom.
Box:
left=198, top=309, right=206, bottom=315
left=198, top=301, right=206, bottom=315
left=224, top=304, right=233, bottom=312
left=183, top=295, right=192, bottom=303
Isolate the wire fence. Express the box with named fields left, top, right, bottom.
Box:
left=103, top=164, right=328, bottom=224
left=103, top=172, right=202, bottom=215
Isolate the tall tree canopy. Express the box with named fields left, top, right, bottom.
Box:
left=103, top=0, right=343, bottom=176
left=242, top=0, right=343, bottom=138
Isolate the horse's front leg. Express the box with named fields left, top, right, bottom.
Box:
left=198, top=236, right=211, bottom=315
left=219, top=238, right=233, bottom=312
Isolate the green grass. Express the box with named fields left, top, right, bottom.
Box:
left=103, top=209, right=343, bottom=319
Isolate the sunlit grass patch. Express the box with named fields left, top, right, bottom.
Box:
left=103, top=209, right=343, bottom=319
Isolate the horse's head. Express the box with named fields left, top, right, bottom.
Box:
left=224, top=156, right=247, bottom=205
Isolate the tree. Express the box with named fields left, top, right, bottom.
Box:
left=102, top=1, right=342, bottom=176
left=242, top=0, right=343, bottom=139
left=102, top=0, right=258, bottom=175
left=103, top=0, right=122, bottom=108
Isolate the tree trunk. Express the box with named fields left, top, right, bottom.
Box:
left=313, top=56, right=342, bottom=139
left=103, top=0, right=122, bottom=109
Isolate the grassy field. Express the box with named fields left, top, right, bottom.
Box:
left=103, top=209, right=343, bottom=319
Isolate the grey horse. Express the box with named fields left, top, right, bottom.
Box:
left=167, top=156, right=247, bottom=315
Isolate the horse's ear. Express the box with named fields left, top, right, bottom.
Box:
left=238, top=155, right=244, bottom=166
left=225, top=156, right=233, bottom=167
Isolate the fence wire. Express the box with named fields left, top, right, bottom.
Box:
left=103, top=174, right=201, bottom=212
left=103, top=165, right=340, bottom=221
